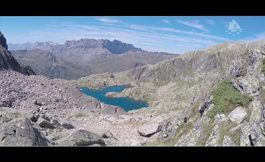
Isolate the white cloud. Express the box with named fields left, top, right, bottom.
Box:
left=240, top=32, right=265, bottom=42
left=224, top=21, right=230, bottom=30
left=162, top=20, right=170, bottom=24
left=206, top=19, right=215, bottom=25
left=96, top=17, right=122, bottom=23
left=176, top=20, right=208, bottom=32
left=126, top=24, right=149, bottom=31
left=124, top=25, right=231, bottom=41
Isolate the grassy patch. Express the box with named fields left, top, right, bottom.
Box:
left=259, top=85, right=265, bottom=103
left=207, top=79, right=253, bottom=118
left=245, top=108, right=251, bottom=122
left=146, top=136, right=177, bottom=146
left=196, top=121, right=214, bottom=146
left=76, top=113, right=90, bottom=118
left=217, top=121, right=238, bottom=145
left=174, top=121, right=194, bottom=142
left=188, top=99, right=201, bottom=119
left=261, top=58, right=265, bottom=73
left=12, top=112, right=22, bottom=117
left=230, top=129, right=241, bottom=145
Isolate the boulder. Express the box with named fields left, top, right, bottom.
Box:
left=137, top=123, right=162, bottom=137
left=228, top=107, right=247, bottom=124
left=56, top=129, right=106, bottom=146
left=0, top=117, right=51, bottom=146
left=37, top=117, right=55, bottom=129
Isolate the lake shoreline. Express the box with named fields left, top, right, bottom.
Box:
left=79, top=86, right=148, bottom=112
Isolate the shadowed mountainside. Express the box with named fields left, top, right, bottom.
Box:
left=11, top=49, right=93, bottom=80
left=0, top=32, right=35, bottom=75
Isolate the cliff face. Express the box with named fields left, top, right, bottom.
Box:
left=0, top=32, right=8, bottom=50
left=0, top=32, right=35, bottom=75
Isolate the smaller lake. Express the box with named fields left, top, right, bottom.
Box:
left=80, top=86, right=149, bottom=112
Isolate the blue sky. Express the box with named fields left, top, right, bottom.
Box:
left=0, top=16, right=264, bottom=54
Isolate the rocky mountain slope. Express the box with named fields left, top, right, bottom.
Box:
left=0, top=32, right=132, bottom=146
left=74, top=39, right=265, bottom=146
left=1, top=32, right=177, bottom=146
left=75, top=50, right=176, bottom=74
left=4, top=29, right=265, bottom=146
left=11, top=49, right=93, bottom=80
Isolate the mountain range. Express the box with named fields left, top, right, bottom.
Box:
left=9, top=39, right=172, bottom=62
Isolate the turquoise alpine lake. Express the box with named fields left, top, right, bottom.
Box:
left=80, top=86, right=149, bottom=112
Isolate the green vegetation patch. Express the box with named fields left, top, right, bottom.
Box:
left=196, top=121, right=214, bottom=146
left=261, top=58, right=265, bottom=73
left=207, top=79, right=252, bottom=118
left=76, top=113, right=90, bottom=118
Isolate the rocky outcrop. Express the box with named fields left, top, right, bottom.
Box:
left=232, top=76, right=260, bottom=94
left=0, top=117, right=51, bottom=146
